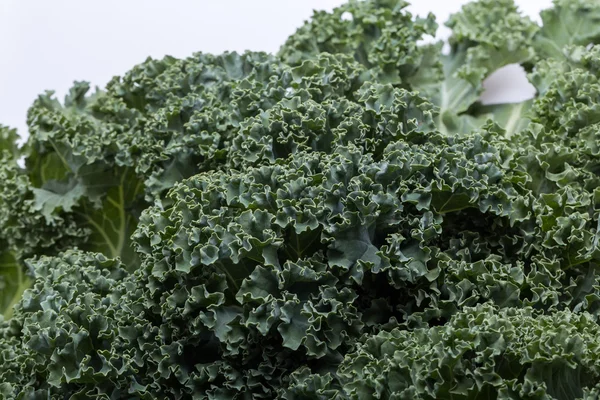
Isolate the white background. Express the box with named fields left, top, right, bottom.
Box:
left=0, top=0, right=552, bottom=141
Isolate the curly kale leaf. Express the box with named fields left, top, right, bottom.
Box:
left=0, top=125, right=84, bottom=319
left=279, top=0, right=440, bottom=88
left=534, top=0, right=600, bottom=60
left=287, top=304, right=600, bottom=399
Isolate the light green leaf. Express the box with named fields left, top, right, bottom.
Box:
left=0, top=250, right=30, bottom=319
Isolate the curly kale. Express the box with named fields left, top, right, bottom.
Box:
left=2, top=0, right=600, bottom=398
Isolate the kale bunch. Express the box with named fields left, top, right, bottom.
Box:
left=3, top=0, right=600, bottom=398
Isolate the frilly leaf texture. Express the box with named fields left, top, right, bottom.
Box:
left=2, top=0, right=600, bottom=398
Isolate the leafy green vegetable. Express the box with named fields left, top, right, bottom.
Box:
left=3, top=0, right=600, bottom=398
left=293, top=304, right=600, bottom=399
